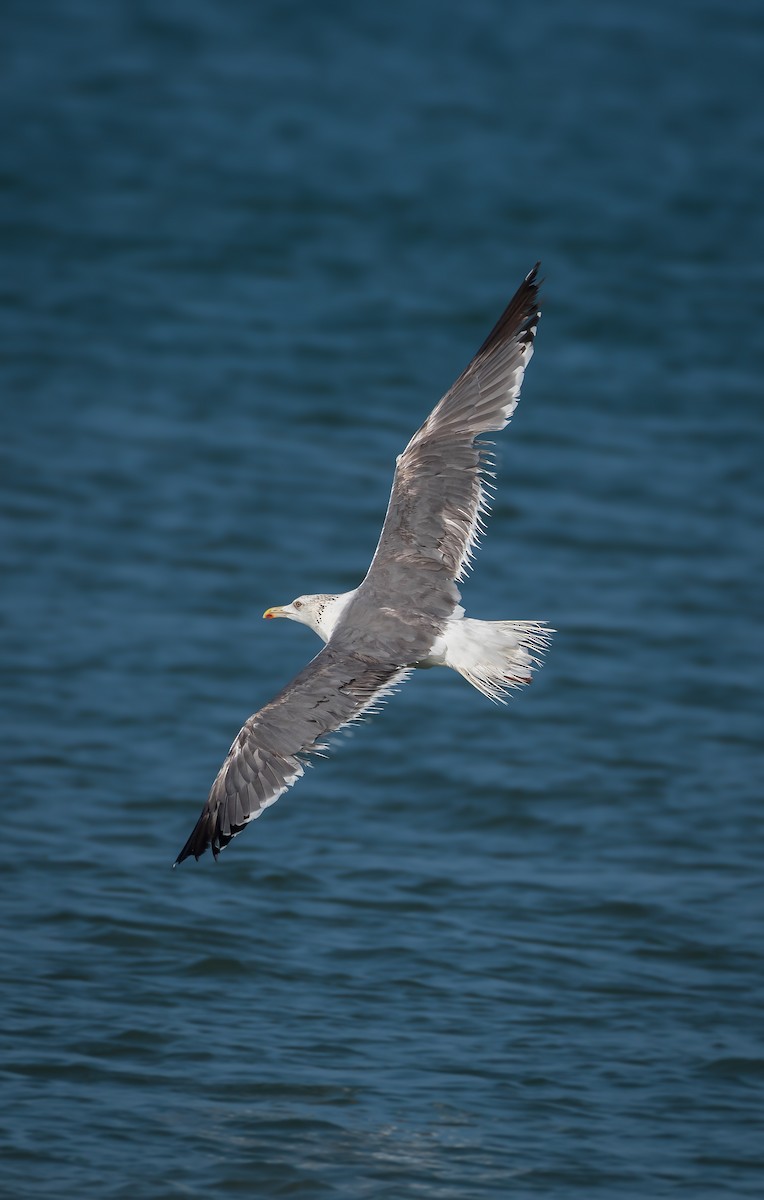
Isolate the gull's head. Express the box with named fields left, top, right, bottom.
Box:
left=263, top=594, right=331, bottom=636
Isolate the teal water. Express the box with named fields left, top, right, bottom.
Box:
left=2, top=1, right=763, bottom=1196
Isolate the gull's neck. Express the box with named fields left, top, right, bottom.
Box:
left=317, top=589, right=357, bottom=641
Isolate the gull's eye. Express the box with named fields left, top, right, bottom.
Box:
left=294, top=600, right=302, bottom=609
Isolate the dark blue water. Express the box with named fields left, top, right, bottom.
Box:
left=2, top=1, right=763, bottom=1195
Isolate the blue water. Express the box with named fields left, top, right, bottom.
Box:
left=2, top=0, right=763, bottom=1195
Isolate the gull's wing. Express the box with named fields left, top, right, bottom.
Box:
left=175, top=648, right=409, bottom=863
left=350, top=265, right=541, bottom=632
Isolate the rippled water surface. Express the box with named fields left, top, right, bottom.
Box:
left=2, top=1, right=763, bottom=1196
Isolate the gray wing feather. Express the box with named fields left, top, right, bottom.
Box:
left=341, top=265, right=541, bottom=653
left=175, top=648, right=406, bottom=863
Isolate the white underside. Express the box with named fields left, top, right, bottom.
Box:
left=309, top=590, right=551, bottom=705
left=420, top=613, right=553, bottom=703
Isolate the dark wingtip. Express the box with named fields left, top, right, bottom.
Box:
left=472, top=263, right=542, bottom=363
left=175, top=771, right=245, bottom=866
left=527, top=261, right=545, bottom=291
left=174, top=810, right=215, bottom=866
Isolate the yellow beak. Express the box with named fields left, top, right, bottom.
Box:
left=263, top=606, right=286, bottom=620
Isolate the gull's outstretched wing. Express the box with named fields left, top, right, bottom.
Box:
left=175, top=649, right=409, bottom=863
left=348, top=265, right=541, bottom=633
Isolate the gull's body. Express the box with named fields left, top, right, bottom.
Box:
left=176, top=265, right=551, bottom=864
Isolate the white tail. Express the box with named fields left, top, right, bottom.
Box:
left=440, top=618, right=553, bottom=703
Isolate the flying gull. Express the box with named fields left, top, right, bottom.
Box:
left=175, top=264, right=551, bottom=864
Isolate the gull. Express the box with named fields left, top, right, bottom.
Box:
left=175, top=265, right=551, bottom=864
